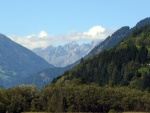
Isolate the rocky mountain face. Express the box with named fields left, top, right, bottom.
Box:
left=33, top=41, right=98, bottom=67
left=0, top=34, right=54, bottom=88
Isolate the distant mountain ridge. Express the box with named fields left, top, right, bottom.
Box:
left=87, top=17, right=150, bottom=57
left=134, top=17, right=150, bottom=28
left=0, top=34, right=54, bottom=88
left=33, top=41, right=98, bottom=67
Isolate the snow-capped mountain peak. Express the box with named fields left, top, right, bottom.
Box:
left=63, top=41, right=79, bottom=51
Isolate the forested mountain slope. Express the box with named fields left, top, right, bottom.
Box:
left=54, top=24, right=150, bottom=91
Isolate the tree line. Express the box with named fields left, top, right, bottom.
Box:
left=0, top=80, right=150, bottom=113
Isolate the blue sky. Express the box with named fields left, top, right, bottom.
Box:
left=0, top=0, right=150, bottom=49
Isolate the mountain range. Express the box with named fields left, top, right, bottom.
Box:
left=25, top=17, right=150, bottom=88
left=33, top=41, right=99, bottom=67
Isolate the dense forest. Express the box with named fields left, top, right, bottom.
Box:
left=1, top=25, right=150, bottom=113
left=0, top=81, right=150, bottom=113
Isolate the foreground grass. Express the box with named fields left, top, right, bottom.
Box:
left=123, top=112, right=150, bottom=113
left=21, top=112, right=99, bottom=113
left=21, top=112, right=95, bottom=113
left=21, top=112, right=150, bottom=113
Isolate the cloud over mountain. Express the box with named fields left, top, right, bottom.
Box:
left=8, top=26, right=115, bottom=49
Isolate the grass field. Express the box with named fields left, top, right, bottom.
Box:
left=123, top=112, right=150, bottom=113
left=21, top=112, right=97, bottom=113
left=21, top=112, right=95, bottom=113
left=21, top=112, right=150, bottom=113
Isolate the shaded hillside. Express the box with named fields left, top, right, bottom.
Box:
left=21, top=65, right=73, bottom=87
left=0, top=34, right=54, bottom=88
left=53, top=24, right=150, bottom=91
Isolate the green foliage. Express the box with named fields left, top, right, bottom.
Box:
left=108, top=109, right=116, bottom=113
left=23, top=81, right=150, bottom=112
left=2, top=85, right=38, bottom=113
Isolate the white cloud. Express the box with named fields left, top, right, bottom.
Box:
left=84, top=26, right=105, bottom=37
left=39, top=31, right=48, bottom=38
left=8, top=26, right=115, bottom=50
